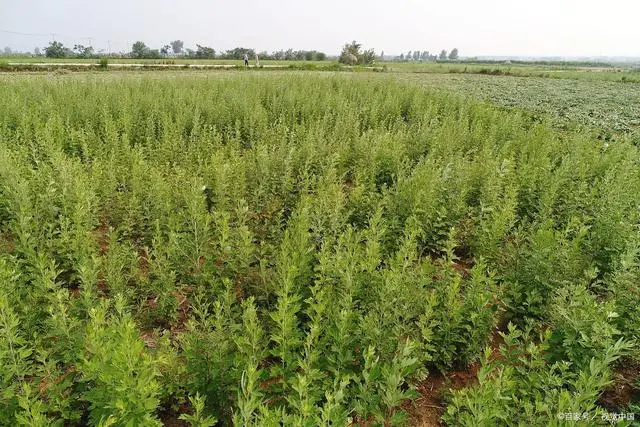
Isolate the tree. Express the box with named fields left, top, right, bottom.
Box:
left=45, top=41, right=71, bottom=58
left=380, top=50, right=385, bottom=60
left=406, top=51, right=412, bottom=61
left=412, top=51, right=420, bottom=61
left=338, top=41, right=376, bottom=65
left=73, top=44, right=94, bottom=58
left=129, top=42, right=161, bottom=59
left=170, top=40, right=184, bottom=55
left=196, top=44, right=216, bottom=59
left=223, top=47, right=253, bottom=60
left=361, top=49, right=376, bottom=65
left=131, top=41, right=149, bottom=59
left=448, top=48, right=459, bottom=60
left=34, top=47, right=41, bottom=56
left=161, top=44, right=171, bottom=56
left=421, top=51, right=429, bottom=61
left=339, top=41, right=361, bottom=65
left=439, top=49, right=448, bottom=60
left=3, top=47, right=12, bottom=55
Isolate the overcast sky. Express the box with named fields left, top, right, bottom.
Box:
left=1, top=0, right=639, bottom=57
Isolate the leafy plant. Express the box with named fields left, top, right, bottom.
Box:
left=443, top=324, right=632, bottom=425
left=80, top=297, right=162, bottom=425
left=179, top=393, right=217, bottom=427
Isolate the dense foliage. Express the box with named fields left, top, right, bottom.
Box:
left=0, top=74, right=638, bottom=425
left=339, top=41, right=376, bottom=65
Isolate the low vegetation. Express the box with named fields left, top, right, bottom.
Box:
left=0, top=74, right=638, bottom=425
left=400, top=72, right=640, bottom=138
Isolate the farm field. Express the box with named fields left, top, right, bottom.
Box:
left=398, top=72, right=640, bottom=138
left=386, top=62, right=640, bottom=83
left=0, top=71, right=639, bottom=426
left=5, top=56, right=640, bottom=83
left=0, top=61, right=349, bottom=74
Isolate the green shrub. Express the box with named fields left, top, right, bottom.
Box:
left=548, top=284, right=625, bottom=368
left=80, top=297, right=162, bottom=425
left=179, top=393, right=217, bottom=427
left=443, top=325, right=632, bottom=425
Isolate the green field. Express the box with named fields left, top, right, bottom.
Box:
left=0, top=71, right=639, bottom=425
left=397, top=72, right=640, bottom=137
left=4, top=56, right=640, bottom=83
left=386, top=61, right=640, bottom=83
left=0, top=58, right=346, bottom=73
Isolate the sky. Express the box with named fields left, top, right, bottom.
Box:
left=1, top=0, right=639, bottom=57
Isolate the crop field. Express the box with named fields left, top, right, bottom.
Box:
left=0, top=61, right=350, bottom=75
left=387, top=62, right=640, bottom=83
left=398, top=72, right=640, bottom=138
left=0, top=72, right=639, bottom=426
left=5, top=58, right=640, bottom=83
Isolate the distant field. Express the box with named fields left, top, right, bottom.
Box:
left=396, top=72, right=640, bottom=137
left=385, top=61, right=640, bottom=83
left=4, top=56, right=640, bottom=82
left=2, top=67, right=638, bottom=136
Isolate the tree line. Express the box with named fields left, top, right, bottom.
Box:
left=37, top=40, right=328, bottom=61
left=7, top=39, right=458, bottom=64
left=396, top=48, right=459, bottom=61
left=337, top=41, right=460, bottom=66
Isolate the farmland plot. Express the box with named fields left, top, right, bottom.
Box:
left=400, top=72, right=640, bottom=139
left=0, top=73, right=638, bottom=425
